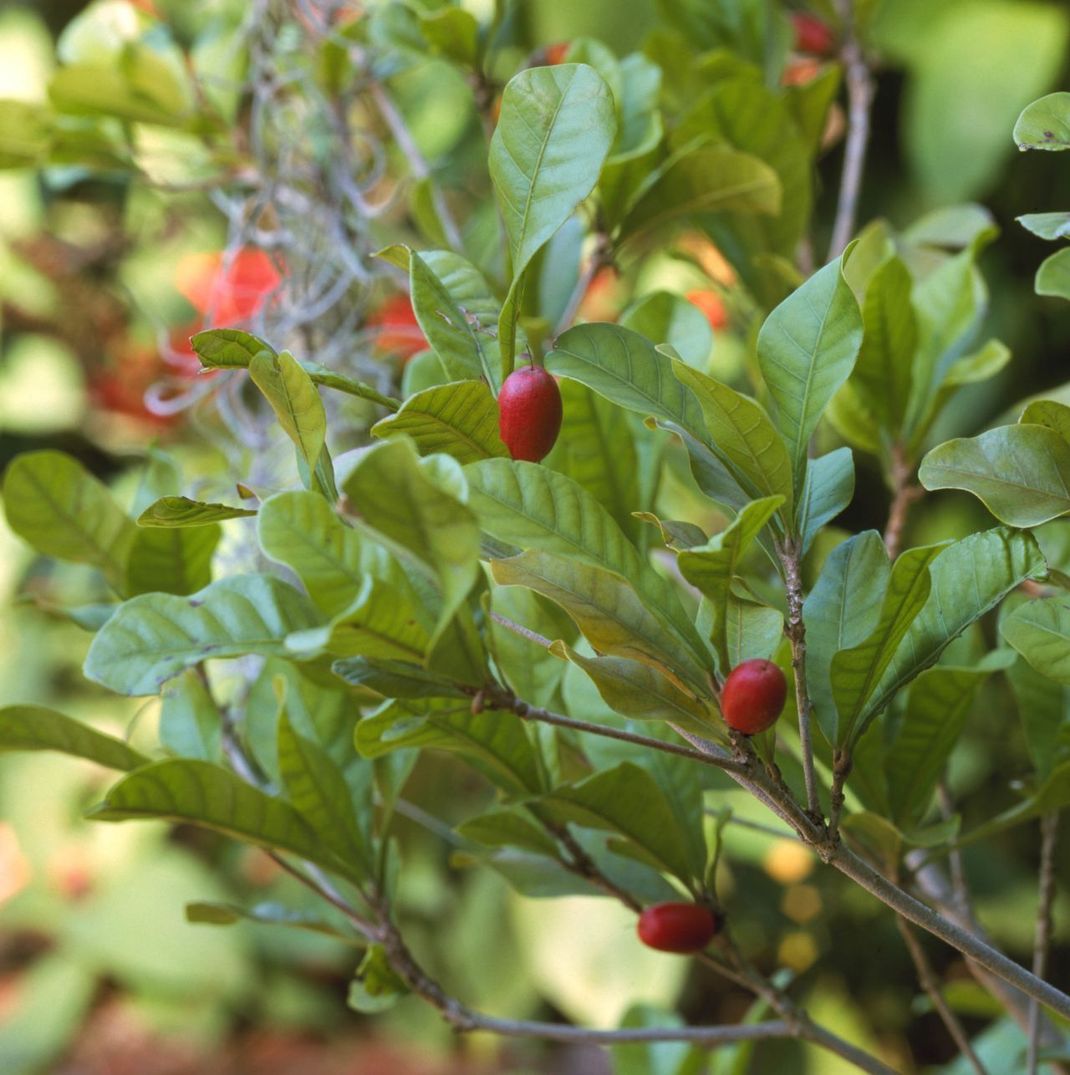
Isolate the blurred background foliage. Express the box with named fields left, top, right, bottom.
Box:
left=0, top=1, right=1068, bottom=1073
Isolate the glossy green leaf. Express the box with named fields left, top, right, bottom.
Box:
left=258, top=490, right=418, bottom=620
left=1013, top=91, right=1070, bottom=150
left=796, top=447, right=855, bottom=555
left=409, top=253, right=489, bottom=383
left=544, top=380, right=642, bottom=541
left=620, top=292, right=713, bottom=368
left=84, top=575, right=321, bottom=696
left=832, top=544, right=944, bottom=745
left=341, top=439, right=480, bottom=638
left=124, top=523, right=220, bottom=597
left=539, top=762, right=701, bottom=885
left=672, top=361, right=794, bottom=515
left=278, top=711, right=371, bottom=878
left=492, top=550, right=708, bottom=694
left=919, top=424, right=1070, bottom=527
left=677, top=496, right=783, bottom=676
left=621, top=145, right=780, bottom=244
left=2, top=450, right=135, bottom=593
left=1017, top=212, right=1070, bottom=240
left=550, top=640, right=715, bottom=730
left=356, top=699, right=546, bottom=796
left=724, top=593, right=783, bottom=669
left=885, top=655, right=1010, bottom=828
left=756, top=255, right=863, bottom=490
left=1006, top=654, right=1070, bottom=779
left=87, top=760, right=340, bottom=870
left=1001, top=598, right=1070, bottom=684
left=372, top=380, right=507, bottom=463
left=186, top=901, right=360, bottom=942
left=804, top=531, right=889, bottom=745
left=286, top=577, right=431, bottom=662
left=456, top=808, right=562, bottom=859
left=160, top=669, right=222, bottom=762
left=137, top=496, right=257, bottom=526
left=0, top=705, right=148, bottom=770
left=1021, top=399, right=1070, bottom=441
left=861, top=528, right=1045, bottom=737
left=465, top=458, right=704, bottom=663
left=418, top=6, right=479, bottom=66
left=1036, top=247, right=1070, bottom=300
left=490, top=63, right=615, bottom=368
left=853, top=256, right=916, bottom=432
left=489, top=586, right=574, bottom=707
left=249, top=350, right=328, bottom=474
left=191, top=328, right=275, bottom=368
left=332, top=657, right=464, bottom=699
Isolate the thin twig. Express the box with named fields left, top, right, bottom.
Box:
left=777, top=538, right=822, bottom=821
left=553, top=232, right=612, bottom=336
left=883, top=443, right=922, bottom=561
left=827, top=0, right=875, bottom=259
left=896, top=916, right=988, bottom=1075
left=1028, top=812, right=1061, bottom=1075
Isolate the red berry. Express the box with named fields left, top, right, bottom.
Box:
left=545, top=42, right=570, bottom=65
left=498, top=365, right=563, bottom=463
left=792, top=12, right=837, bottom=56
left=637, top=903, right=721, bottom=954
left=721, top=659, right=787, bottom=735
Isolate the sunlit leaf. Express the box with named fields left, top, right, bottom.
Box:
left=0, top=705, right=148, bottom=770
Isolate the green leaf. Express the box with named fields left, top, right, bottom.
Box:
left=1036, top=247, right=1070, bottom=301
left=277, top=711, right=371, bottom=879
left=620, top=292, right=713, bottom=368
left=465, top=458, right=704, bottom=664
left=160, top=669, right=222, bottom=762
left=0, top=99, right=52, bottom=168
left=1017, top=212, right=1070, bottom=240
left=550, top=640, right=715, bottom=730
left=885, top=656, right=1010, bottom=828
left=492, top=550, right=708, bottom=695
left=959, top=759, right=1070, bottom=846
left=409, top=253, right=489, bottom=383
left=724, top=593, right=783, bottom=669
left=456, top=808, right=562, bottom=859
left=87, top=760, right=342, bottom=871
left=489, top=586, right=573, bottom=707
left=756, top=255, right=863, bottom=491
left=852, top=256, right=916, bottom=433
left=677, top=496, right=784, bottom=676
left=287, top=577, right=431, bottom=662
left=832, top=544, right=945, bottom=746
left=919, top=424, right=1070, bottom=527
left=1013, top=91, right=1070, bottom=150
left=490, top=63, right=616, bottom=369
left=804, top=532, right=889, bottom=745
left=349, top=946, right=408, bottom=1013
left=2, top=450, right=135, bottom=593
left=863, top=528, right=1045, bottom=736
left=137, top=496, right=257, bottom=526
left=356, top=699, right=546, bottom=796
left=620, top=145, right=781, bottom=246
left=84, top=575, right=321, bottom=696
left=796, top=447, right=855, bottom=555
left=671, top=361, right=794, bottom=516
left=332, top=656, right=464, bottom=699
left=191, top=328, right=275, bottom=368
left=372, top=380, right=507, bottom=463
left=249, top=350, right=328, bottom=475
left=124, top=524, right=220, bottom=597
left=544, top=380, right=642, bottom=541
left=258, top=490, right=417, bottom=619
left=539, top=761, right=701, bottom=885
left=0, top=705, right=148, bottom=770
left=341, top=439, right=480, bottom=639
left=1021, top=399, right=1070, bottom=441
left=1001, top=598, right=1070, bottom=684
left=418, top=6, right=479, bottom=66
left=1006, top=653, right=1070, bottom=779
left=185, top=901, right=360, bottom=942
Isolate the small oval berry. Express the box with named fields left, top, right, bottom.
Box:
left=498, top=365, right=563, bottom=463
left=791, top=12, right=837, bottom=56
left=721, top=658, right=787, bottom=735
left=637, top=903, right=722, bottom=954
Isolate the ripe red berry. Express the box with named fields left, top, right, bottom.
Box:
left=544, top=41, right=570, bottom=65
left=791, top=12, right=837, bottom=56
left=721, top=658, right=787, bottom=735
left=498, top=365, right=563, bottom=463
left=637, top=903, right=721, bottom=954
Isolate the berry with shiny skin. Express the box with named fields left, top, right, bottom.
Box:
left=792, top=12, right=837, bottom=56
left=498, top=365, right=563, bottom=463
left=721, top=658, right=787, bottom=735
left=637, top=903, right=722, bottom=954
